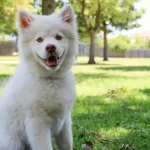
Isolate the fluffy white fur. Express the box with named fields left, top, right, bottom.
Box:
left=0, top=4, right=78, bottom=150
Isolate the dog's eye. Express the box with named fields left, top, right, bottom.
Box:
left=37, top=37, right=43, bottom=42
left=56, top=35, right=62, bottom=40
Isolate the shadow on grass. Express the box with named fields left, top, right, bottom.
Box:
left=73, top=92, right=150, bottom=150
left=75, top=63, right=100, bottom=66
left=0, top=64, right=18, bottom=67
left=75, top=72, right=137, bottom=84
left=75, top=73, right=112, bottom=80
left=6, top=64, right=18, bottom=67
left=75, top=63, right=120, bottom=66
left=97, top=66, right=150, bottom=71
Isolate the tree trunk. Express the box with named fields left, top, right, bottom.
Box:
left=88, top=31, right=96, bottom=64
left=103, top=22, right=108, bottom=61
left=42, top=0, right=55, bottom=15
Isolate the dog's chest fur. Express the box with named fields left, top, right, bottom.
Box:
left=25, top=75, right=75, bottom=117
left=2, top=67, right=75, bottom=135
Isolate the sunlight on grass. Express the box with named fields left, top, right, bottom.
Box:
left=106, top=127, right=131, bottom=139
left=1, top=56, right=150, bottom=149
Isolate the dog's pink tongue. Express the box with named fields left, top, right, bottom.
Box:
left=46, top=60, right=57, bottom=67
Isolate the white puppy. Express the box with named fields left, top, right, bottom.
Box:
left=0, top=4, right=78, bottom=150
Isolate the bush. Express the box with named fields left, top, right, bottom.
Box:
left=108, top=35, right=130, bottom=52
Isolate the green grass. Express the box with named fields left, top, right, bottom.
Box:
left=1, top=56, right=150, bottom=149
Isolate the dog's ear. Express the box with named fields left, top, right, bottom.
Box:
left=16, top=10, right=34, bottom=31
left=58, top=4, right=75, bottom=24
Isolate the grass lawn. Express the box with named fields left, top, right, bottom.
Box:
left=1, top=56, right=150, bottom=149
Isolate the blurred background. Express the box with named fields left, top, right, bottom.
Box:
left=0, top=0, right=149, bottom=63
left=1, top=1, right=150, bottom=150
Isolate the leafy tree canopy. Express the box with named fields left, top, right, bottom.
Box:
left=71, top=0, right=145, bottom=41
left=0, top=0, right=35, bottom=35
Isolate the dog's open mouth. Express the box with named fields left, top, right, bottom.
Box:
left=36, top=51, right=65, bottom=69
left=43, top=56, right=60, bottom=67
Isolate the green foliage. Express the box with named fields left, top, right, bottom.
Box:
left=110, top=0, right=145, bottom=30
left=95, top=34, right=150, bottom=51
left=71, top=0, right=145, bottom=40
left=108, top=35, right=130, bottom=52
left=0, top=0, right=35, bottom=35
left=69, top=0, right=90, bottom=42
left=130, top=36, right=150, bottom=49
left=0, top=0, right=16, bottom=35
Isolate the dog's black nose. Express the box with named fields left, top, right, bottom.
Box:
left=46, top=44, right=56, bottom=54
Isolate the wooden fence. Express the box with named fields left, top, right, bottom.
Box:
left=0, top=41, right=150, bottom=58
left=0, top=41, right=18, bottom=55
left=78, top=43, right=150, bottom=58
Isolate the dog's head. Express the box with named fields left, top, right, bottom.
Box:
left=16, top=5, right=78, bottom=76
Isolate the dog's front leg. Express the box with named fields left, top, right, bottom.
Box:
left=25, top=117, right=53, bottom=150
left=55, top=114, right=73, bottom=150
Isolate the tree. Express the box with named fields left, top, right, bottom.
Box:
left=42, top=0, right=55, bottom=14
left=0, top=0, right=35, bottom=35
left=80, top=0, right=101, bottom=64
left=0, top=0, right=59, bottom=35
left=100, top=0, right=145, bottom=61
left=70, top=0, right=101, bottom=64
left=70, top=0, right=144, bottom=63
left=41, top=0, right=65, bottom=15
